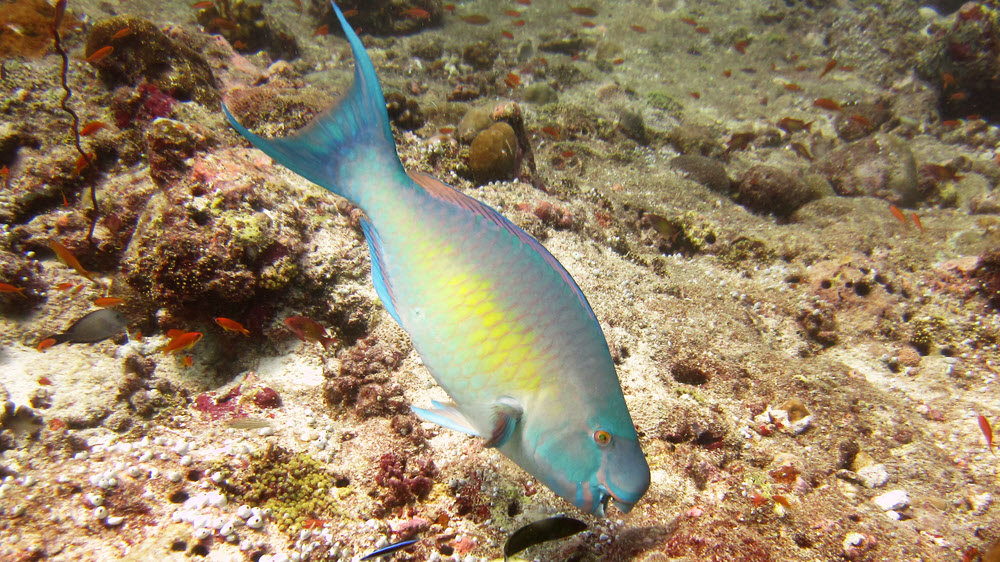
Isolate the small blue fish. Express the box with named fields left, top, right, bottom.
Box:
left=223, top=1, right=650, bottom=515
left=360, top=539, right=418, bottom=560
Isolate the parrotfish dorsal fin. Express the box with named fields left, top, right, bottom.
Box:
left=221, top=1, right=401, bottom=205
left=407, top=170, right=599, bottom=324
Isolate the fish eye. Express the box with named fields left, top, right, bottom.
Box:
left=593, top=430, right=612, bottom=446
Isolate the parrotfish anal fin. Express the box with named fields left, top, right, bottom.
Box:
left=221, top=1, right=401, bottom=205
left=360, top=218, right=401, bottom=324
left=407, top=170, right=599, bottom=324
left=484, top=397, right=523, bottom=448
left=411, top=400, right=481, bottom=437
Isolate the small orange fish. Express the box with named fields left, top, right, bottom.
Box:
left=84, top=46, right=114, bottom=64
left=772, top=495, right=791, bottom=509
left=73, top=152, right=95, bottom=175
left=888, top=205, right=907, bottom=226
left=819, top=58, right=837, bottom=79
left=111, top=28, right=132, bottom=40
left=232, top=40, right=248, bottom=50
left=980, top=414, right=995, bottom=456
left=569, top=6, right=598, bottom=16
left=795, top=64, right=808, bottom=72
left=790, top=141, right=813, bottom=161
left=342, top=9, right=359, bottom=17
left=630, top=25, right=647, bottom=33
left=505, top=10, right=521, bottom=17
left=813, top=98, right=841, bottom=111
left=941, top=119, right=960, bottom=128
left=688, top=91, right=701, bottom=99
left=512, top=19, right=526, bottom=27
left=313, top=24, right=329, bottom=36
left=80, top=121, right=107, bottom=136
left=0, top=165, right=8, bottom=179
left=679, top=16, right=698, bottom=26
left=94, top=297, right=123, bottom=307
left=402, top=7, right=430, bottom=19
left=501, top=30, right=514, bottom=39
left=504, top=72, right=520, bottom=88
left=284, top=317, right=338, bottom=350
left=949, top=91, right=967, bottom=102
left=438, top=127, right=455, bottom=134
left=540, top=126, right=561, bottom=140
left=38, top=376, right=52, bottom=385
left=911, top=212, right=924, bottom=233
left=561, top=150, right=576, bottom=158
left=967, top=114, right=981, bottom=121
left=0, top=283, right=26, bottom=296
left=581, top=21, right=596, bottom=28
left=612, top=58, right=624, bottom=65
left=192, top=0, right=214, bottom=8
left=848, top=114, right=872, bottom=127
left=838, top=65, right=855, bottom=72
left=776, top=117, right=812, bottom=133
left=460, top=14, right=490, bottom=25
left=215, top=317, right=250, bottom=336
left=783, top=83, right=803, bottom=91
left=55, top=282, right=75, bottom=291
left=942, top=72, right=956, bottom=89
left=734, top=40, right=749, bottom=54
left=516, top=0, right=531, bottom=4
left=921, top=163, right=963, bottom=182
left=49, top=240, right=93, bottom=280
left=726, top=132, right=757, bottom=153
left=163, top=331, right=203, bottom=354
left=211, top=17, right=239, bottom=30
left=182, top=355, right=194, bottom=367
left=694, top=26, right=710, bottom=34
left=722, top=69, right=732, bottom=77
left=37, top=338, right=57, bottom=352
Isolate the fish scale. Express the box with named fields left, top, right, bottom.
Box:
left=223, top=0, right=650, bottom=515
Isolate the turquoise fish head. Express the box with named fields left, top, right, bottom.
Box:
left=529, top=410, right=650, bottom=516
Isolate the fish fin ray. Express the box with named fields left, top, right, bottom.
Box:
left=360, top=218, right=401, bottom=324
left=407, top=170, right=598, bottom=324
left=221, top=1, right=402, bottom=205
left=411, top=400, right=481, bottom=437
left=484, top=396, right=523, bottom=448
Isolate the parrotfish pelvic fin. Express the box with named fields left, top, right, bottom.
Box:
left=221, top=1, right=402, bottom=207
left=484, top=397, right=523, bottom=448
left=411, top=400, right=481, bottom=437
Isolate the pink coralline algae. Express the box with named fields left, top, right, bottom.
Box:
left=374, top=452, right=437, bottom=513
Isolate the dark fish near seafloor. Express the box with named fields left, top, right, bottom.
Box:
left=504, top=516, right=588, bottom=560
left=45, top=309, right=127, bottom=345
left=359, top=539, right=418, bottom=560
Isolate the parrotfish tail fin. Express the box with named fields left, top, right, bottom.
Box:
left=221, top=1, right=401, bottom=205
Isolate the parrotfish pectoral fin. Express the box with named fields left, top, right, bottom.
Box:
left=360, top=218, right=401, bottom=324
left=412, top=400, right=481, bottom=437
left=221, top=1, right=401, bottom=205
left=484, top=397, right=523, bottom=448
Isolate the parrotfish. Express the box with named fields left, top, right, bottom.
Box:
left=222, top=0, right=650, bottom=515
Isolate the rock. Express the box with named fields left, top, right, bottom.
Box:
left=145, top=119, right=212, bottom=186
left=857, top=463, right=889, bottom=488
left=813, top=134, right=923, bottom=206
left=735, top=164, right=821, bottom=217
left=456, top=107, right=494, bottom=144
left=670, top=155, right=731, bottom=193
left=523, top=83, right=559, bottom=105
left=872, top=489, right=909, bottom=511
left=462, top=41, right=499, bottom=70
left=468, top=122, right=518, bottom=184
left=617, top=109, right=648, bottom=145
left=85, top=16, right=219, bottom=106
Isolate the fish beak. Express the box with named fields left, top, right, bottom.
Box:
left=612, top=498, right=636, bottom=514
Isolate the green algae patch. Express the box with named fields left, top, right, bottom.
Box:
left=228, top=445, right=347, bottom=535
